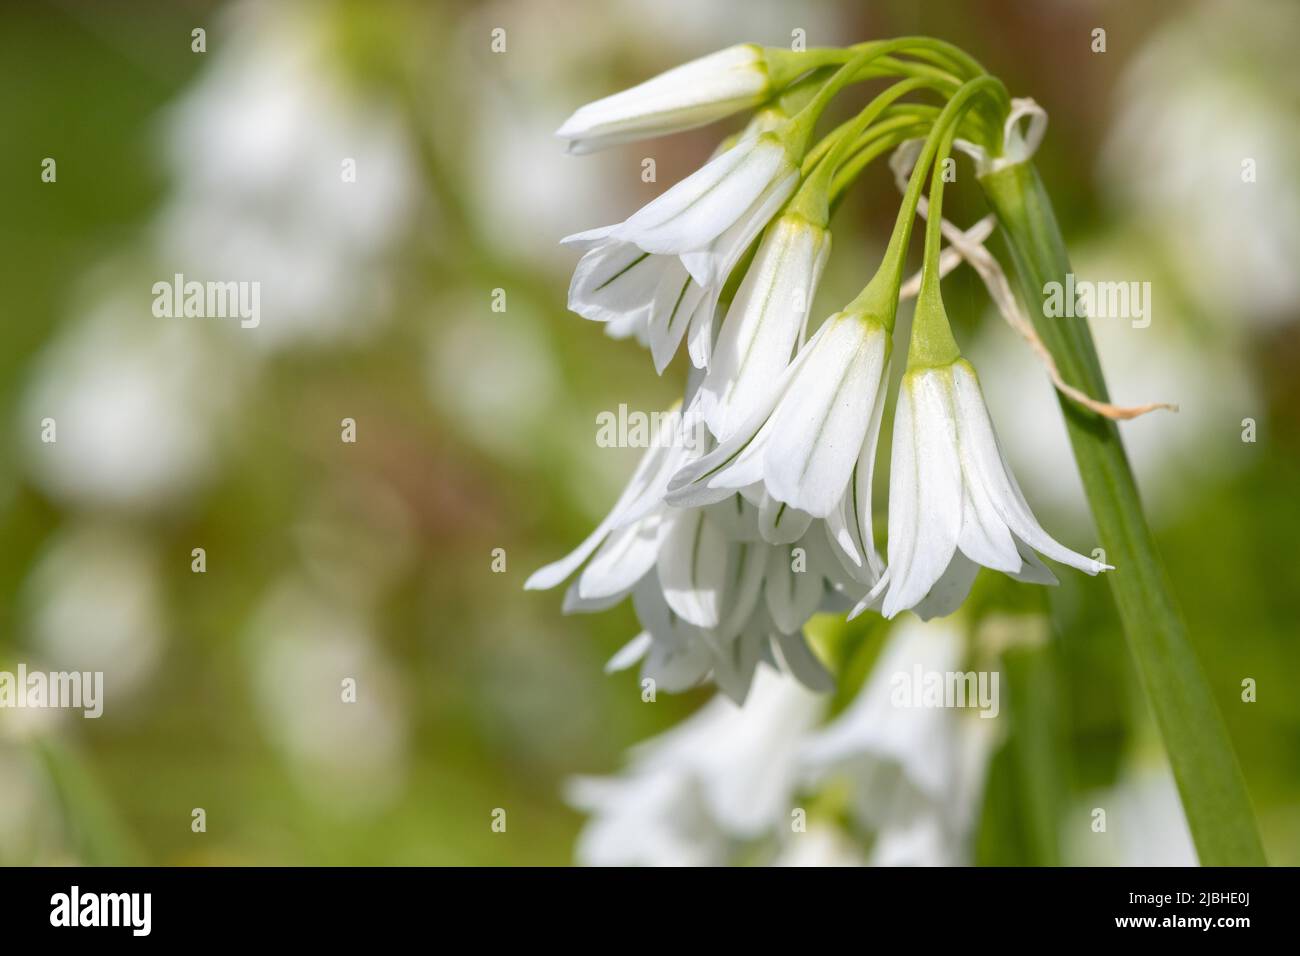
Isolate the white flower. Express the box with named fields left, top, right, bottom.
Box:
left=525, top=412, right=865, bottom=700
left=524, top=408, right=690, bottom=611
left=1065, top=762, right=1196, bottom=866
left=869, top=359, right=1108, bottom=621
left=694, top=211, right=832, bottom=440
left=566, top=667, right=827, bottom=866
left=607, top=512, right=863, bottom=702
left=562, top=234, right=712, bottom=372
left=667, top=313, right=891, bottom=571
left=555, top=44, right=772, bottom=154
left=801, top=617, right=1000, bottom=866
left=564, top=109, right=796, bottom=370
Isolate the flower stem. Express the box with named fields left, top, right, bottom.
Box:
left=979, top=160, right=1268, bottom=867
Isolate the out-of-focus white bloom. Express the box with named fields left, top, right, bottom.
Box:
left=556, top=44, right=771, bottom=154
left=773, top=824, right=867, bottom=867
left=1100, top=0, right=1300, bottom=327
left=695, top=212, right=832, bottom=440
left=801, top=617, right=1000, bottom=866
left=1065, top=761, right=1197, bottom=866
left=246, top=578, right=408, bottom=815
left=668, top=313, right=890, bottom=548
left=567, top=667, right=826, bottom=865
left=565, top=128, right=799, bottom=369
left=156, top=0, right=416, bottom=350
left=428, top=302, right=561, bottom=463
left=21, top=303, right=238, bottom=512
left=570, top=617, right=1003, bottom=867
left=868, top=359, right=1108, bottom=621
left=23, top=522, right=165, bottom=702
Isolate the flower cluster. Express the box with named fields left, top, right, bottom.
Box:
left=568, top=618, right=1000, bottom=866
left=530, top=42, right=1108, bottom=701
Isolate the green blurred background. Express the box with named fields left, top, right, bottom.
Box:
left=0, top=0, right=1297, bottom=865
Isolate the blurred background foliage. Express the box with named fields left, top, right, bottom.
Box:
left=0, top=0, right=1297, bottom=865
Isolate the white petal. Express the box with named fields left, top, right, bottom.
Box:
left=1008, top=536, right=1059, bottom=585
left=604, top=633, right=653, bottom=673
left=647, top=264, right=706, bottom=373
left=714, top=540, right=768, bottom=642
left=578, top=513, right=663, bottom=600
left=665, top=323, right=832, bottom=506
left=763, top=543, right=824, bottom=634
left=563, top=579, right=630, bottom=614
left=555, top=44, right=769, bottom=154
left=911, top=551, right=981, bottom=621
left=684, top=281, right=723, bottom=369
left=950, top=361, right=1106, bottom=575
left=618, top=138, right=792, bottom=256
left=758, top=490, right=814, bottom=544
left=955, top=485, right=1022, bottom=574
left=703, top=493, right=761, bottom=541
left=526, top=411, right=680, bottom=592
left=773, top=631, right=835, bottom=693
left=526, top=519, right=616, bottom=592
left=827, top=358, right=888, bottom=581
left=568, top=240, right=666, bottom=323
left=882, top=371, right=963, bottom=618
left=656, top=509, right=730, bottom=627
left=765, top=317, right=888, bottom=518
left=707, top=607, right=771, bottom=704
left=630, top=578, right=713, bottom=693
left=678, top=166, right=799, bottom=287
left=701, top=215, right=831, bottom=439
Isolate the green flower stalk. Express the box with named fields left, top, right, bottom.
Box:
left=979, top=161, right=1267, bottom=866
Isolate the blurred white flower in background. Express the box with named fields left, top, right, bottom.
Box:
left=427, top=300, right=562, bottom=463
left=1101, top=0, right=1300, bottom=329
left=569, top=617, right=1002, bottom=865
left=802, top=617, right=999, bottom=866
left=22, top=522, right=166, bottom=704
left=772, top=823, right=866, bottom=867
left=1065, top=761, right=1197, bottom=866
left=155, top=0, right=418, bottom=350
left=567, top=666, right=825, bottom=865
left=246, top=578, right=409, bottom=816
left=21, top=299, right=240, bottom=512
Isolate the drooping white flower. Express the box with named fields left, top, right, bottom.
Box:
left=566, top=667, right=827, bottom=866
left=602, top=508, right=863, bottom=702
left=525, top=404, right=849, bottom=701
left=564, top=108, right=796, bottom=370
left=867, top=359, right=1109, bottom=621
left=667, top=312, right=891, bottom=558
left=800, top=617, right=1000, bottom=866
left=555, top=44, right=772, bottom=155
left=1065, top=761, right=1196, bottom=866
left=524, top=408, right=691, bottom=611
left=562, top=233, right=712, bottom=372
left=694, top=211, right=832, bottom=440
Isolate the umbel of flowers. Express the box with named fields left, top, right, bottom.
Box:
left=529, top=39, right=1130, bottom=703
